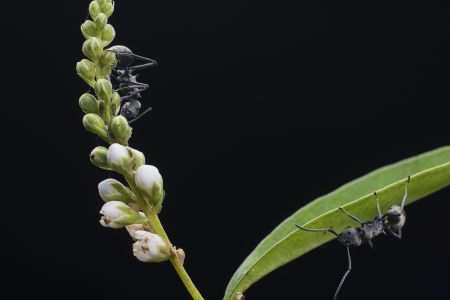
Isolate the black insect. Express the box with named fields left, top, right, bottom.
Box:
left=107, top=45, right=158, bottom=123
left=295, top=176, right=410, bottom=299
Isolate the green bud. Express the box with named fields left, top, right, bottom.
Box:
left=94, top=13, right=107, bottom=31
left=111, top=116, right=132, bottom=145
left=101, top=24, right=116, bottom=47
left=79, top=93, right=99, bottom=114
left=95, top=79, right=113, bottom=101
left=76, top=59, right=96, bottom=87
left=130, top=148, right=146, bottom=170
left=82, top=37, right=103, bottom=61
left=83, top=113, right=109, bottom=140
left=98, top=178, right=135, bottom=203
left=81, top=20, right=97, bottom=39
left=98, top=0, right=114, bottom=17
left=98, top=50, right=116, bottom=69
left=89, top=1, right=101, bottom=19
left=90, top=146, right=111, bottom=170
left=111, top=92, right=121, bottom=116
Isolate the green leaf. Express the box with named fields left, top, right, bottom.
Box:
left=224, top=146, right=450, bottom=300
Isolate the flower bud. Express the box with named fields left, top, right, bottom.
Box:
left=107, top=143, right=132, bottom=173
left=83, top=113, right=109, bottom=140
left=98, top=178, right=135, bottom=203
left=101, top=24, right=116, bottom=47
left=89, top=1, right=101, bottom=19
left=94, top=13, right=107, bottom=31
left=90, top=146, right=111, bottom=170
left=95, top=79, right=113, bottom=101
left=132, top=231, right=170, bottom=262
left=79, top=93, right=99, bottom=114
left=76, top=59, right=95, bottom=87
left=126, top=224, right=145, bottom=240
left=100, top=201, right=147, bottom=229
left=82, top=37, right=103, bottom=61
left=110, top=92, right=121, bottom=115
left=81, top=20, right=97, bottom=39
left=99, top=0, right=114, bottom=17
left=135, top=165, right=164, bottom=206
left=130, top=148, right=146, bottom=170
left=110, top=116, right=132, bottom=145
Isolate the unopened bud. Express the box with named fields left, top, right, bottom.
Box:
left=81, top=20, right=97, bottom=39
left=79, top=93, right=99, bottom=114
left=132, top=231, right=170, bottom=262
left=135, top=165, right=164, bottom=206
left=100, top=201, right=147, bottom=229
left=110, top=92, right=121, bottom=115
left=94, top=13, right=107, bottom=31
left=110, top=115, right=132, bottom=145
left=130, top=148, right=146, bottom=170
left=83, top=113, right=109, bottom=140
left=82, top=37, right=103, bottom=61
left=76, top=59, right=95, bottom=87
left=90, top=146, right=111, bottom=170
left=99, top=0, right=114, bottom=17
left=89, top=1, right=101, bottom=19
left=101, top=24, right=116, bottom=47
left=98, top=178, right=135, bottom=203
left=95, top=79, right=113, bottom=101
left=107, top=143, right=132, bottom=173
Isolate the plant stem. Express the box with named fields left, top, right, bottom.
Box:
left=125, top=175, right=204, bottom=300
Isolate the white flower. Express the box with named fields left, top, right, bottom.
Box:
left=106, top=143, right=131, bottom=171
left=98, top=178, right=134, bottom=202
left=135, top=165, right=164, bottom=204
left=132, top=230, right=170, bottom=262
left=99, top=201, right=146, bottom=229
left=126, top=223, right=145, bottom=240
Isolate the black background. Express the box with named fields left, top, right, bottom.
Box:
left=1, top=0, right=450, bottom=299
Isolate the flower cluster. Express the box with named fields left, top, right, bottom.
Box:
left=77, top=0, right=170, bottom=263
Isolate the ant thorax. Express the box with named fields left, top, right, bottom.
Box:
left=360, top=218, right=384, bottom=241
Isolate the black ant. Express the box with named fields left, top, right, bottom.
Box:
left=107, top=45, right=157, bottom=124
left=295, top=176, right=410, bottom=299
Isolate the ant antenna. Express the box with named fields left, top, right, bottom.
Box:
left=128, top=106, right=153, bottom=124
left=401, top=176, right=410, bottom=210
left=374, top=192, right=382, bottom=218
left=334, top=246, right=352, bottom=300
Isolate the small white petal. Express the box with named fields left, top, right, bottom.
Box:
left=126, top=224, right=145, bottom=240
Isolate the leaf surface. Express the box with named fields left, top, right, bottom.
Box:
left=224, top=146, right=450, bottom=300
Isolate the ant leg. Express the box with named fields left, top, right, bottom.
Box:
left=374, top=192, right=382, bottom=218
left=334, top=246, right=352, bottom=300
left=386, top=227, right=402, bottom=239
left=401, top=176, right=411, bottom=210
left=128, top=106, right=153, bottom=124
left=295, top=224, right=338, bottom=236
left=338, top=207, right=363, bottom=225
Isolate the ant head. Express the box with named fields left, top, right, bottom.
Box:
left=386, top=205, right=403, bottom=216
left=107, top=45, right=135, bottom=68
left=120, top=99, right=142, bottom=119
left=385, top=205, right=406, bottom=231
left=337, top=227, right=362, bottom=247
